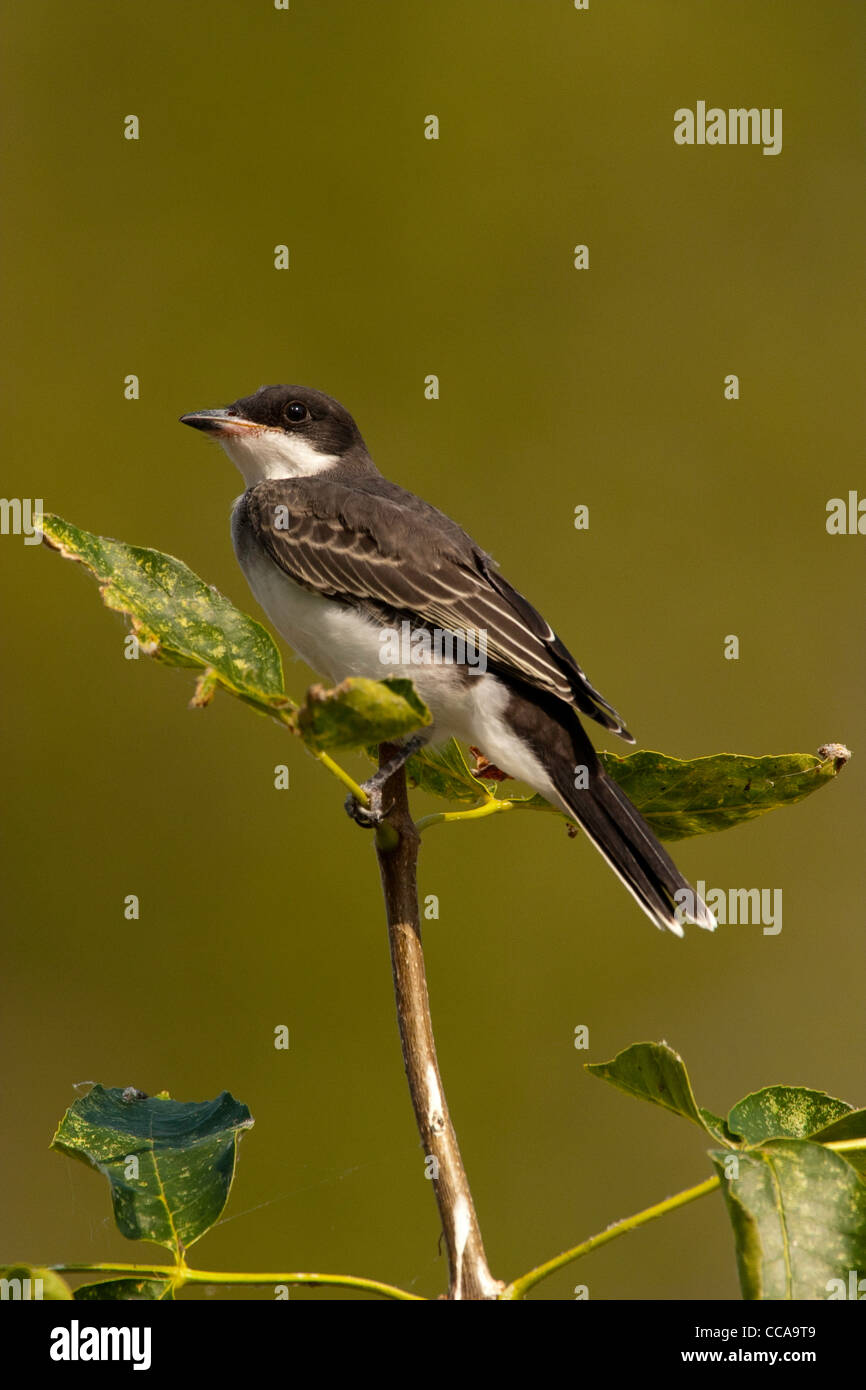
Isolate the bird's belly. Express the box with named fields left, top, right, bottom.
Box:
left=238, top=548, right=475, bottom=736
left=232, top=525, right=555, bottom=798
left=234, top=539, right=382, bottom=682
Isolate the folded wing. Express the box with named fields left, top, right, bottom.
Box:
left=242, top=476, right=634, bottom=740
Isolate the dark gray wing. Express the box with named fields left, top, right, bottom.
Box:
left=240, top=476, right=633, bottom=740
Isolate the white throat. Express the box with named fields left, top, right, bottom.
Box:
left=220, top=427, right=340, bottom=486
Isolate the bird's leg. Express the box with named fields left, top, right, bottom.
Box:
left=344, top=734, right=428, bottom=827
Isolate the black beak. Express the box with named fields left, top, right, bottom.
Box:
left=179, top=408, right=239, bottom=434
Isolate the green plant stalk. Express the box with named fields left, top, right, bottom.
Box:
left=48, top=1179, right=721, bottom=1303
left=272, top=706, right=371, bottom=806
left=312, top=749, right=369, bottom=805
left=416, top=795, right=568, bottom=833
left=51, top=1262, right=422, bottom=1301
left=416, top=796, right=507, bottom=832
left=49, top=1138, right=865, bottom=1302
left=501, top=1175, right=722, bottom=1300
left=501, top=1133, right=866, bottom=1299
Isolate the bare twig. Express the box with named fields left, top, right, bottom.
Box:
left=373, top=742, right=503, bottom=1300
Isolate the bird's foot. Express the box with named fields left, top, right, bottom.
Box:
left=344, top=734, right=428, bottom=828
left=344, top=785, right=388, bottom=828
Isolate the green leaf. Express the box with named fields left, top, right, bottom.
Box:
left=585, top=1041, right=735, bottom=1144
left=51, top=1086, right=253, bottom=1257
left=812, top=1109, right=866, bottom=1143
left=810, top=1109, right=866, bottom=1177
left=727, top=1087, right=853, bottom=1145
left=298, top=677, right=432, bottom=751
left=0, top=1265, right=73, bottom=1300
left=710, top=1140, right=866, bottom=1299
left=40, top=514, right=289, bottom=716
left=74, top=1278, right=175, bottom=1301
left=403, top=742, right=849, bottom=841
left=589, top=1042, right=866, bottom=1299
left=406, top=738, right=491, bottom=803
left=596, top=747, right=849, bottom=841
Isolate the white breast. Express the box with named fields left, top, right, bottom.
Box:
left=234, top=534, right=384, bottom=682
left=232, top=517, right=558, bottom=804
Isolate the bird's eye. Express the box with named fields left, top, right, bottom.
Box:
left=285, top=401, right=309, bottom=423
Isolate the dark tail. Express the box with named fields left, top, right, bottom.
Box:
left=551, top=752, right=716, bottom=938
left=493, top=679, right=716, bottom=936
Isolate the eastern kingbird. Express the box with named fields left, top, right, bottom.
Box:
left=181, top=385, right=715, bottom=937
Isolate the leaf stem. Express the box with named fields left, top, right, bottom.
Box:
left=272, top=706, right=370, bottom=806
left=51, top=1139, right=863, bottom=1302
left=501, top=1175, right=721, bottom=1300
left=51, top=1262, right=422, bottom=1301
left=312, top=750, right=369, bottom=805
left=416, top=796, right=509, bottom=832
left=502, top=1132, right=866, bottom=1299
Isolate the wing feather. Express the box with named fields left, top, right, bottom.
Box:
left=242, top=478, right=633, bottom=739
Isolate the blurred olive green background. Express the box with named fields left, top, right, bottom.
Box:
left=3, top=1, right=864, bottom=1300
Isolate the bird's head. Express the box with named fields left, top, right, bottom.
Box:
left=181, top=384, right=368, bottom=484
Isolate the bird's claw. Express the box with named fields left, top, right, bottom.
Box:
left=344, top=787, right=386, bottom=827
